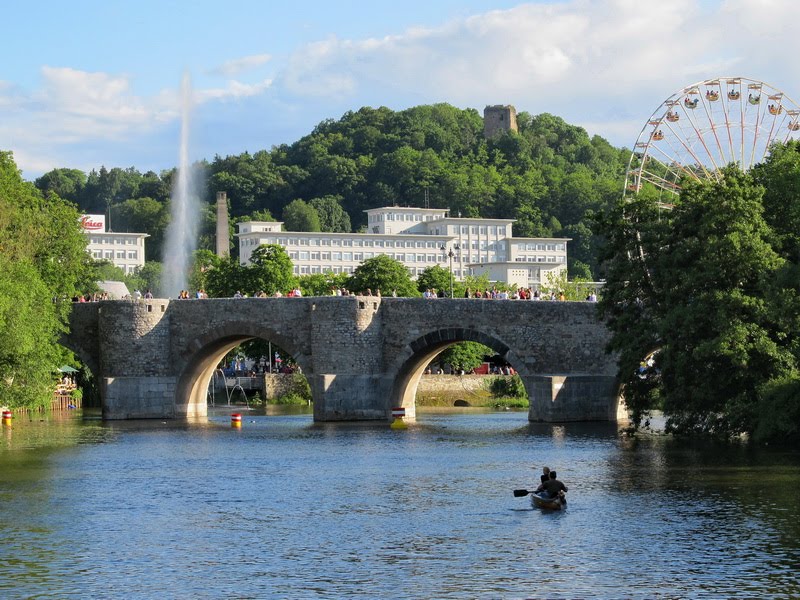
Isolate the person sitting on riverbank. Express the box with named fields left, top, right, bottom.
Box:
left=536, top=470, right=567, bottom=499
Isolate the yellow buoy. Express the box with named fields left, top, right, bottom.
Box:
left=390, top=407, right=407, bottom=429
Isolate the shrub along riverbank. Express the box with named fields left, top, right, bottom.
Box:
left=415, top=374, right=528, bottom=408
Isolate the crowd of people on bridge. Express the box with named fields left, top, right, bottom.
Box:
left=74, top=286, right=599, bottom=302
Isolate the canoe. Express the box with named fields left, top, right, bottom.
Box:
left=530, top=492, right=564, bottom=510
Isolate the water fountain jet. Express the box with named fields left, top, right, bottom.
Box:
left=161, top=72, right=201, bottom=298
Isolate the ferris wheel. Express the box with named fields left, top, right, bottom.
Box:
left=623, top=77, right=800, bottom=203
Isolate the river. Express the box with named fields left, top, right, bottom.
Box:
left=1, top=407, right=798, bottom=599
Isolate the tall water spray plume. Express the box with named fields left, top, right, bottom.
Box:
left=161, top=72, right=201, bottom=297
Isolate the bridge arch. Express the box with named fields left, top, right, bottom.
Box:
left=174, top=320, right=313, bottom=417
left=388, top=327, right=530, bottom=418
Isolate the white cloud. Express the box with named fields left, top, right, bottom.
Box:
left=210, top=53, right=272, bottom=77
left=6, top=0, right=800, bottom=177
left=0, top=65, right=275, bottom=175
left=274, top=0, right=800, bottom=146
left=196, top=78, right=273, bottom=103
left=34, top=67, right=161, bottom=141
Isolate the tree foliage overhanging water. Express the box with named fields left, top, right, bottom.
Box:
left=0, top=152, right=88, bottom=408
left=596, top=145, right=800, bottom=445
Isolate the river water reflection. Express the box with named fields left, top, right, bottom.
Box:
left=1, top=407, right=798, bottom=599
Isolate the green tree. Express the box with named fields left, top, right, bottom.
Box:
left=188, top=249, right=219, bottom=294
left=754, top=376, right=800, bottom=444
left=436, top=342, right=491, bottom=372
left=296, top=272, right=349, bottom=297
left=31, top=193, right=93, bottom=317
left=112, top=197, right=170, bottom=260
left=462, top=273, right=493, bottom=296
left=249, top=209, right=275, bottom=222
left=247, top=244, right=295, bottom=296
left=93, top=261, right=127, bottom=282
left=416, top=265, right=453, bottom=296
left=34, top=168, right=87, bottom=203
left=205, top=255, right=248, bottom=298
left=752, top=141, right=800, bottom=260
left=130, top=261, right=164, bottom=296
left=0, top=256, right=65, bottom=408
left=540, top=270, right=591, bottom=300
left=0, top=151, right=90, bottom=408
left=282, top=199, right=321, bottom=232
left=348, top=255, right=417, bottom=297
left=310, top=195, right=351, bottom=232
left=656, top=168, right=788, bottom=437
left=598, top=166, right=794, bottom=439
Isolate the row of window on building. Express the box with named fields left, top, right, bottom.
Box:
left=291, top=264, right=543, bottom=280
left=244, top=237, right=565, bottom=253
left=91, top=250, right=140, bottom=260
left=88, top=237, right=141, bottom=246
left=286, top=250, right=562, bottom=264
left=369, top=212, right=435, bottom=222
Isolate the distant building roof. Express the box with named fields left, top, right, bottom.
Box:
left=98, top=280, right=130, bottom=299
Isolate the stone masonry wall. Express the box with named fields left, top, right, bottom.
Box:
left=416, top=374, right=490, bottom=404
left=98, top=300, right=172, bottom=377
left=69, top=297, right=620, bottom=422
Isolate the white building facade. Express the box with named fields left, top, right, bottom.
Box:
left=236, top=207, right=568, bottom=289
left=81, top=214, right=149, bottom=275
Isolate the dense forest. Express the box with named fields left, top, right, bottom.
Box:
left=32, top=104, right=630, bottom=279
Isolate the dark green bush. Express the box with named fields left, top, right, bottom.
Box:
left=488, top=375, right=527, bottom=399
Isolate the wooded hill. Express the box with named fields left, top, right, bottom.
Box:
left=33, top=104, right=630, bottom=278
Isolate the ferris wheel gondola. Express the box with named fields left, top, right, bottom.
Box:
left=623, top=77, right=800, bottom=205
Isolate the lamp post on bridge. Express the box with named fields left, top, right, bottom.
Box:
left=440, top=243, right=460, bottom=298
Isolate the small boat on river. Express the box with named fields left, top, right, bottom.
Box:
left=530, top=492, right=565, bottom=510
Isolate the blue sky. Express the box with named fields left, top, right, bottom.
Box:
left=3, top=0, right=800, bottom=178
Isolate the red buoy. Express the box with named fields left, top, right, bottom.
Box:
left=231, top=413, right=242, bottom=428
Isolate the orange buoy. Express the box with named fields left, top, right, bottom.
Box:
left=2, top=410, right=12, bottom=425
left=231, top=413, right=242, bottom=428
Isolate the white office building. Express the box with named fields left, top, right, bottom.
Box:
left=236, top=207, right=568, bottom=289
left=80, top=214, right=149, bottom=275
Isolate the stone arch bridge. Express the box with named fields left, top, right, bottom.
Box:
left=64, top=297, right=620, bottom=422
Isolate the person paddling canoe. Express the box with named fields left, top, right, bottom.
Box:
left=536, top=470, right=568, bottom=500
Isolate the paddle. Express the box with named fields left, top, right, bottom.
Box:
left=513, top=489, right=533, bottom=497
